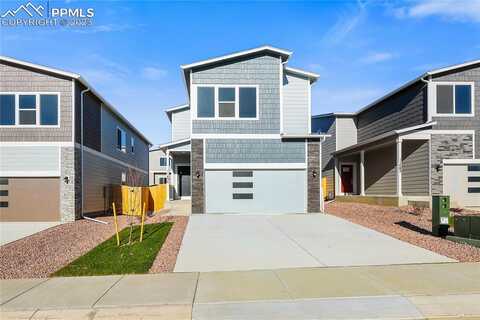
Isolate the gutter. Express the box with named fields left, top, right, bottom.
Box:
left=80, top=87, right=108, bottom=225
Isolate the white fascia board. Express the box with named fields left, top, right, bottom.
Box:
left=395, top=121, right=437, bottom=134
left=312, top=112, right=356, bottom=119
left=159, top=138, right=191, bottom=149
left=284, top=66, right=319, bottom=83
left=0, top=55, right=80, bottom=79
left=165, top=104, right=190, bottom=114
left=204, top=163, right=306, bottom=170
left=443, top=159, right=480, bottom=165
left=427, top=59, right=480, bottom=76
left=180, top=45, right=292, bottom=70
left=280, top=133, right=331, bottom=139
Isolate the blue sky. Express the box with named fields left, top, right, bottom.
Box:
left=1, top=0, right=479, bottom=145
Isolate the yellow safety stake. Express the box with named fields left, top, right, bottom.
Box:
left=140, top=202, right=146, bottom=242
left=112, top=202, right=120, bottom=246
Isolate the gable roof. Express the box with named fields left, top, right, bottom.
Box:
left=1, top=55, right=152, bottom=145
left=164, top=104, right=189, bottom=121
left=355, top=58, right=480, bottom=116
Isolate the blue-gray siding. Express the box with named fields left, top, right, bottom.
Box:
left=192, top=55, right=280, bottom=134
left=205, top=139, right=305, bottom=163
left=172, top=108, right=191, bottom=141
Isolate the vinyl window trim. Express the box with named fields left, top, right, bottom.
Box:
left=192, top=84, right=259, bottom=120
left=0, top=92, right=61, bottom=128
left=430, top=82, right=475, bottom=118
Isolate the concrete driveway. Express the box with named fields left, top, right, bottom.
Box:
left=174, top=214, right=454, bottom=272
left=0, top=222, right=60, bottom=246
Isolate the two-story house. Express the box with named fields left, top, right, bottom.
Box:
left=0, top=56, right=151, bottom=223
left=313, top=59, right=480, bottom=208
left=160, top=46, right=328, bottom=214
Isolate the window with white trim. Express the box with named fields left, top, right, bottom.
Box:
left=435, top=83, right=474, bottom=116
left=159, top=157, right=167, bottom=167
left=0, top=93, right=59, bottom=126
left=195, top=86, right=257, bottom=119
left=116, top=128, right=127, bottom=153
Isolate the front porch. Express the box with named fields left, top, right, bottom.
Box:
left=333, top=124, right=433, bottom=207
left=161, top=139, right=192, bottom=201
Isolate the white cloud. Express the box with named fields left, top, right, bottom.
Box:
left=141, top=66, right=168, bottom=80
left=360, top=52, right=394, bottom=64
left=394, top=0, right=480, bottom=23
left=322, top=0, right=368, bottom=46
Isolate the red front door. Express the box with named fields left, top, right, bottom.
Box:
left=341, top=165, right=354, bottom=194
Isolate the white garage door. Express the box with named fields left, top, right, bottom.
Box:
left=443, top=162, right=480, bottom=208
left=205, top=169, right=306, bottom=214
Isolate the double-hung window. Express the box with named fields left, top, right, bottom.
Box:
left=434, top=83, right=474, bottom=116
left=130, top=136, right=135, bottom=153
left=195, top=85, right=257, bottom=119
left=117, top=128, right=127, bottom=153
left=159, top=157, right=167, bottom=167
left=0, top=93, right=59, bottom=126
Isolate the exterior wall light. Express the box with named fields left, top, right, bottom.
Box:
left=63, top=176, right=70, bottom=184
left=196, top=170, right=201, bottom=178
left=312, top=170, right=317, bottom=178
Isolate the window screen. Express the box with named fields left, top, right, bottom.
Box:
left=218, top=87, right=235, bottom=118
left=0, top=94, right=15, bottom=125
left=197, top=87, right=215, bottom=118
left=19, top=95, right=36, bottom=125
left=239, top=87, right=257, bottom=118
left=436, top=85, right=453, bottom=114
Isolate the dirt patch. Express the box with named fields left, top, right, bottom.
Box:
left=0, top=214, right=188, bottom=279
left=326, top=202, right=480, bottom=262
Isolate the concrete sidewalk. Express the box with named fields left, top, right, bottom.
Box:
left=1, top=263, right=479, bottom=319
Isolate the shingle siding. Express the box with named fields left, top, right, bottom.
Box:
left=191, top=54, right=280, bottom=134
left=357, top=82, right=427, bottom=142
left=431, top=64, right=480, bottom=159
left=0, top=61, right=73, bottom=142
left=172, top=108, right=191, bottom=141
left=205, top=139, right=305, bottom=163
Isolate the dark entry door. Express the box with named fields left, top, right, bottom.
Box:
left=178, top=166, right=191, bottom=197
left=341, top=164, right=354, bottom=194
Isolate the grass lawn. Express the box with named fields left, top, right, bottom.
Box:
left=53, top=222, right=173, bottom=277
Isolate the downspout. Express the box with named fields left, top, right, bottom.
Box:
left=80, top=87, right=108, bottom=224
left=420, top=74, right=432, bottom=123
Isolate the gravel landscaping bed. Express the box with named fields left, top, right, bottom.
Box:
left=326, top=202, right=480, bottom=262
left=0, top=214, right=188, bottom=279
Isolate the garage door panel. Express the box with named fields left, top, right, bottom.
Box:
left=444, top=163, right=480, bottom=208
left=205, top=170, right=306, bottom=214
left=0, top=178, right=60, bottom=222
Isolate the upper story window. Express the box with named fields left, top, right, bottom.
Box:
left=116, top=127, right=127, bottom=153
left=434, top=82, right=474, bottom=116
left=194, top=85, right=258, bottom=120
left=130, top=136, right=135, bottom=153
left=0, top=93, right=59, bottom=126
left=159, top=157, right=167, bottom=167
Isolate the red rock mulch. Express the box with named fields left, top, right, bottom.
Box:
left=0, top=215, right=188, bottom=279
left=326, top=202, right=480, bottom=262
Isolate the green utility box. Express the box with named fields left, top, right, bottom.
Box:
left=432, top=195, right=450, bottom=237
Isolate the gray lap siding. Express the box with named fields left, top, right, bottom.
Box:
left=357, top=82, right=427, bottom=143
left=364, top=144, right=397, bottom=195
left=402, top=140, right=429, bottom=196
left=191, top=54, right=281, bottom=134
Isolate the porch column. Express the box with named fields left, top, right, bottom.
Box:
left=166, top=149, right=170, bottom=202
left=360, top=150, right=365, bottom=196
left=396, top=139, right=402, bottom=196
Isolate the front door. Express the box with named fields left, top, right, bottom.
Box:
left=341, top=164, right=354, bottom=194
left=177, top=166, right=191, bottom=197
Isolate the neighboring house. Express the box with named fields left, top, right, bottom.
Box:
left=313, top=60, right=480, bottom=208
left=160, top=46, right=327, bottom=213
left=0, top=56, right=151, bottom=223
left=149, top=147, right=169, bottom=185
